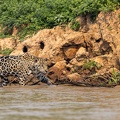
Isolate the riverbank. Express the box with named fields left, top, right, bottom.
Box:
left=1, top=9, right=120, bottom=87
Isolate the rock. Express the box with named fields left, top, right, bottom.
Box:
left=47, top=67, right=63, bottom=83
left=0, top=38, right=18, bottom=50
left=47, top=60, right=68, bottom=82
left=63, top=46, right=78, bottom=60
left=12, top=26, right=18, bottom=36
left=91, top=55, right=109, bottom=66
left=67, top=58, right=85, bottom=73
left=67, top=73, right=81, bottom=82
left=75, top=47, right=89, bottom=61
left=53, top=60, right=67, bottom=70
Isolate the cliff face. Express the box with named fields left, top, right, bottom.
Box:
left=1, top=9, right=120, bottom=86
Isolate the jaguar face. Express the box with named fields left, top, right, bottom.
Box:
left=35, top=58, right=48, bottom=74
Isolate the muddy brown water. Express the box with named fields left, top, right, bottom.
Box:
left=0, top=85, right=120, bottom=120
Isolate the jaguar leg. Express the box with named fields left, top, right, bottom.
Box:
left=0, top=77, right=3, bottom=87
left=1, top=76, right=9, bottom=86
left=18, top=75, right=27, bottom=86
left=35, top=72, right=51, bottom=85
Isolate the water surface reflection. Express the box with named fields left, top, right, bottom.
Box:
left=0, top=85, right=120, bottom=120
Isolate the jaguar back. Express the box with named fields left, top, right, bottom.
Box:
left=18, top=53, right=48, bottom=74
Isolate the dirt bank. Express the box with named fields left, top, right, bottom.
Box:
left=1, top=9, right=120, bottom=87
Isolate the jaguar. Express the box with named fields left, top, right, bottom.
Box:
left=0, top=53, right=49, bottom=86
left=29, top=65, right=51, bottom=85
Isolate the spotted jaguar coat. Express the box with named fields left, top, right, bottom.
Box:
left=0, top=53, right=48, bottom=86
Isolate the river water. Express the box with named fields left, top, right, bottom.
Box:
left=0, top=85, right=120, bottom=120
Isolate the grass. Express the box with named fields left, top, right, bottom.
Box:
left=109, top=69, right=120, bottom=84
left=70, top=20, right=80, bottom=31
left=0, top=48, right=13, bottom=56
left=82, top=60, right=102, bottom=70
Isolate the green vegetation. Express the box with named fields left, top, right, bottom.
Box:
left=82, top=60, right=101, bottom=70
left=109, top=69, right=120, bottom=84
left=70, top=19, right=80, bottom=31
left=118, top=14, right=120, bottom=19
left=0, top=0, right=119, bottom=39
left=0, top=48, right=13, bottom=56
left=108, top=26, right=112, bottom=30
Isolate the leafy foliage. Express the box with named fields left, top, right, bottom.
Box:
left=82, top=60, right=101, bottom=70
left=0, top=48, right=13, bottom=55
left=109, top=69, right=120, bottom=84
left=0, top=0, right=119, bottom=39
left=70, top=19, right=80, bottom=31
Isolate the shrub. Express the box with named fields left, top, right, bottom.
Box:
left=0, top=48, right=13, bottom=56
left=0, top=0, right=119, bottom=39
left=109, top=69, right=120, bottom=84
left=82, top=60, right=101, bottom=70
left=70, top=19, right=80, bottom=31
